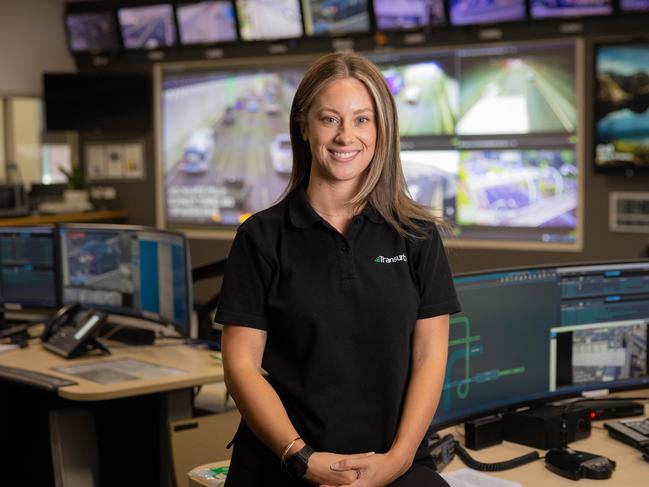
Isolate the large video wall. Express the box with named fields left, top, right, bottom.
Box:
left=158, top=38, right=582, bottom=249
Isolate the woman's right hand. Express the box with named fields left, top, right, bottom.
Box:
left=304, top=451, right=374, bottom=486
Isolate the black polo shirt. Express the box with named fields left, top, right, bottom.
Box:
left=215, top=187, right=460, bottom=456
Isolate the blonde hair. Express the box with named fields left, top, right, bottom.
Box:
left=286, top=52, right=446, bottom=239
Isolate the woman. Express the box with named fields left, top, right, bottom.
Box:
left=216, top=52, right=460, bottom=486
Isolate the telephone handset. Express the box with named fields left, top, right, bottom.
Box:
left=41, top=303, right=110, bottom=359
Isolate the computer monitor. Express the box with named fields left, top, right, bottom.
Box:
left=176, top=0, right=238, bottom=45
left=0, top=226, right=59, bottom=308
left=235, top=0, right=304, bottom=41
left=57, top=224, right=192, bottom=337
left=64, top=11, right=121, bottom=53
left=529, top=0, right=613, bottom=19
left=117, top=3, right=177, bottom=50
left=301, top=0, right=371, bottom=36
left=433, top=260, right=649, bottom=429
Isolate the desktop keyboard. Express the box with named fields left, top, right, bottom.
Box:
left=624, top=418, right=649, bottom=436
left=0, top=365, right=78, bottom=391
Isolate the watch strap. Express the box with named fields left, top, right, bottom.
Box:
left=283, top=444, right=315, bottom=479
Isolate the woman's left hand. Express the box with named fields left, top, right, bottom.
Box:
left=320, top=451, right=410, bottom=487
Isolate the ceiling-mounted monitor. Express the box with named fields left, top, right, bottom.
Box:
left=595, top=41, right=649, bottom=173
left=301, top=0, right=371, bottom=36
left=65, top=11, right=121, bottom=53
left=373, top=0, right=446, bottom=30
left=176, top=0, right=238, bottom=44
left=235, top=0, right=303, bottom=41
left=117, top=3, right=177, bottom=49
left=449, top=0, right=526, bottom=26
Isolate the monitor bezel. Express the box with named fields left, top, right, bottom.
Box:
left=56, top=223, right=193, bottom=338
left=0, top=225, right=61, bottom=310
left=154, top=38, right=584, bottom=252
left=432, top=258, right=649, bottom=430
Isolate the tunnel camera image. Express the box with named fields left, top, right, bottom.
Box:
left=62, top=231, right=136, bottom=309
left=66, top=12, right=120, bottom=52
left=236, top=0, right=303, bottom=41
left=401, top=150, right=458, bottom=221
left=457, top=47, right=576, bottom=135
left=302, top=0, right=370, bottom=36
left=530, top=0, right=613, bottom=19
left=177, top=0, right=238, bottom=44
left=118, top=4, right=177, bottom=49
left=162, top=68, right=303, bottom=225
left=381, top=60, right=458, bottom=136
left=456, top=149, right=578, bottom=229
left=595, top=44, right=649, bottom=169
left=449, top=0, right=526, bottom=26
left=373, top=0, right=446, bottom=30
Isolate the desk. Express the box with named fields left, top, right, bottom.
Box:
left=0, top=342, right=223, bottom=487
left=187, top=400, right=648, bottom=487
left=0, top=210, right=128, bottom=226
left=438, top=406, right=648, bottom=486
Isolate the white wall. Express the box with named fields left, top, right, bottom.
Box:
left=0, top=0, right=75, bottom=95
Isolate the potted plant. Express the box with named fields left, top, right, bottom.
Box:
left=59, top=165, right=92, bottom=211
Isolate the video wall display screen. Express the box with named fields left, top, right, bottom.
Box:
left=161, top=63, right=305, bottom=225
left=619, top=0, right=649, bottom=11
left=373, top=39, right=579, bottom=245
left=117, top=4, right=177, bottom=49
left=65, top=12, right=120, bottom=53
left=381, top=57, right=458, bottom=136
left=595, top=43, right=649, bottom=172
left=373, top=0, right=446, bottom=30
left=530, top=0, right=613, bottom=19
left=177, top=1, right=238, bottom=44
left=449, top=0, right=526, bottom=26
left=235, top=0, right=303, bottom=40
left=301, top=0, right=371, bottom=36
left=159, top=39, right=580, bottom=247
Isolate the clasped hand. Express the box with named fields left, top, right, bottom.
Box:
left=304, top=450, right=407, bottom=487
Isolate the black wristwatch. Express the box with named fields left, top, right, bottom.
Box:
left=283, top=444, right=315, bottom=479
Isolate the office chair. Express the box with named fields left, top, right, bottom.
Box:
left=192, top=258, right=227, bottom=347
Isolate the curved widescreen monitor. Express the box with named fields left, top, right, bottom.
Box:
left=57, top=224, right=192, bottom=337
left=0, top=226, right=58, bottom=309
left=432, top=260, right=649, bottom=429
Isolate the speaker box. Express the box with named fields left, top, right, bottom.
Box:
left=503, top=405, right=591, bottom=449
left=465, top=414, right=503, bottom=450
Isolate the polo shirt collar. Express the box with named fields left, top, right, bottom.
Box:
left=288, top=187, right=385, bottom=228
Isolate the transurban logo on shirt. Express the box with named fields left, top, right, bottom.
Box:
left=374, top=254, right=407, bottom=264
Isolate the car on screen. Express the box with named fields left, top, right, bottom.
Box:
left=180, top=128, right=214, bottom=174
left=404, top=85, right=421, bottom=105
left=222, top=106, right=236, bottom=125
left=270, top=133, right=292, bottom=175
left=318, top=0, right=366, bottom=21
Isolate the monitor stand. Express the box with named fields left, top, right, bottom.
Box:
left=99, top=321, right=156, bottom=346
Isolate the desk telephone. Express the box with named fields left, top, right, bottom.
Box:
left=41, top=304, right=110, bottom=359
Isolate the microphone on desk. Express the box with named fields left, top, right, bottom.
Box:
left=544, top=401, right=616, bottom=480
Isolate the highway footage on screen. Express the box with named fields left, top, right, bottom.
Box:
left=118, top=4, right=177, bottom=49
left=163, top=67, right=303, bottom=225
left=236, top=0, right=303, bottom=41
left=161, top=40, right=579, bottom=245
left=373, top=0, right=446, bottom=30
left=449, top=0, right=526, bottom=26
left=177, top=0, right=238, bottom=45
left=457, top=46, right=577, bottom=135
left=302, top=0, right=371, bottom=35
left=596, top=43, right=649, bottom=169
